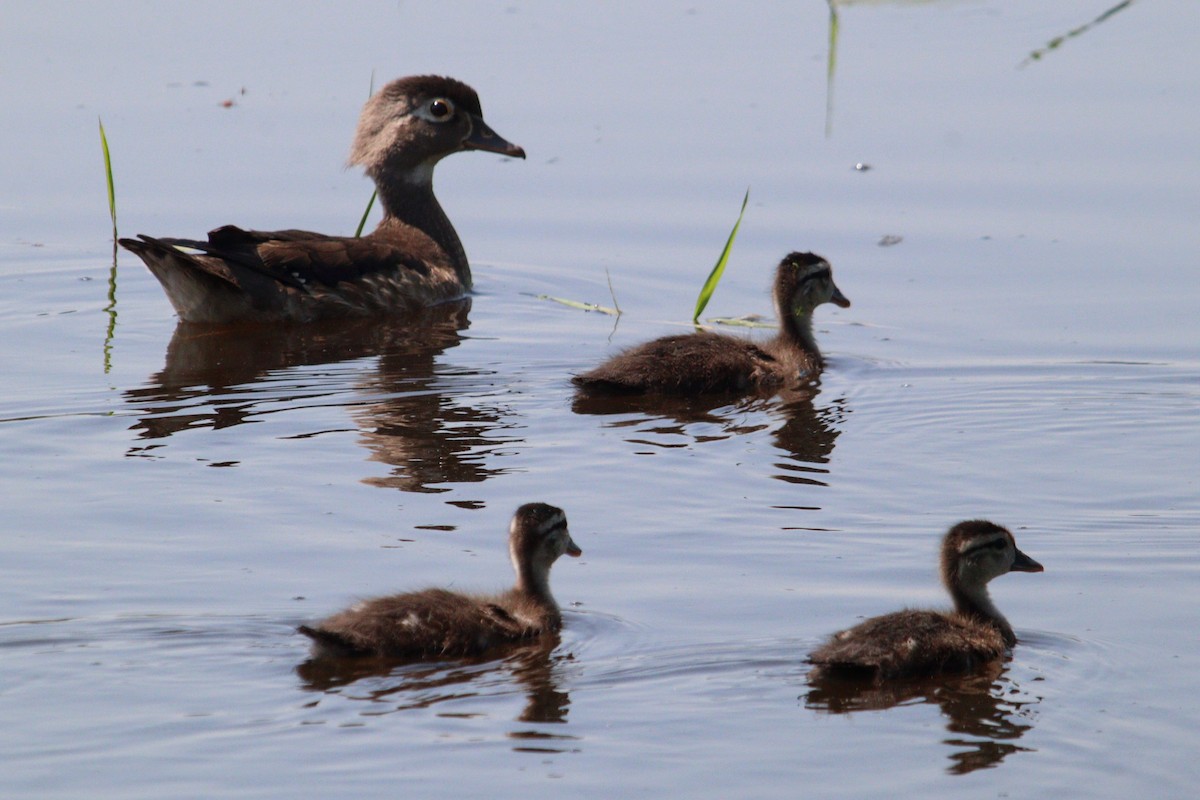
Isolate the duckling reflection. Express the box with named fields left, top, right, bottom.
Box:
left=769, top=394, right=846, bottom=484
left=298, top=632, right=573, bottom=727
left=572, top=252, right=849, bottom=398
left=804, top=660, right=1037, bottom=774
left=572, top=385, right=844, bottom=475
left=123, top=302, right=511, bottom=490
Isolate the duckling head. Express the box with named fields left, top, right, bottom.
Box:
left=776, top=252, right=851, bottom=320
left=509, top=503, right=582, bottom=590
left=941, top=520, right=1044, bottom=595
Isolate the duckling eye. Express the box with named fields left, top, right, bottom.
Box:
left=428, top=98, right=454, bottom=119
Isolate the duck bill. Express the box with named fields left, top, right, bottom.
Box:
left=1011, top=548, right=1044, bottom=573
left=829, top=284, right=851, bottom=309
left=564, top=534, right=583, bottom=558
left=465, top=116, right=526, bottom=159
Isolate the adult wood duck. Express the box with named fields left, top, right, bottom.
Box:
left=299, top=503, right=581, bottom=660
left=572, top=252, right=849, bottom=396
left=808, top=520, right=1044, bottom=682
left=120, top=75, right=524, bottom=323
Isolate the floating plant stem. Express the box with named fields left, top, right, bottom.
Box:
left=708, top=315, right=776, bottom=329
left=524, top=267, right=621, bottom=317
left=605, top=268, right=621, bottom=316
left=692, top=188, right=749, bottom=324
left=525, top=293, right=620, bottom=316
left=1020, top=0, right=1135, bottom=67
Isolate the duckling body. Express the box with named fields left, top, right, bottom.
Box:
left=808, top=520, right=1043, bottom=682
left=572, top=252, right=849, bottom=396
left=120, top=75, right=524, bottom=324
left=299, top=503, right=580, bottom=660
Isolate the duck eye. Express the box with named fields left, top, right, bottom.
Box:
left=428, top=98, right=453, bottom=119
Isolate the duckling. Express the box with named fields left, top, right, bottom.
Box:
left=571, top=252, right=849, bottom=396
left=120, top=75, right=525, bottom=323
left=808, top=520, right=1043, bottom=682
left=298, top=503, right=581, bottom=660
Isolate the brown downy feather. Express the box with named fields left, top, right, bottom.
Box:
left=572, top=252, right=849, bottom=396
left=299, top=503, right=580, bottom=660
left=808, top=520, right=1043, bottom=682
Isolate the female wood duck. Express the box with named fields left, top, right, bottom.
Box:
left=808, top=520, right=1044, bottom=682
left=572, top=252, right=849, bottom=396
left=120, top=75, right=524, bottom=323
left=299, top=503, right=581, bottom=660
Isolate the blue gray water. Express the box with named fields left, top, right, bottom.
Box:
left=2, top=2, right=1198, bottom=797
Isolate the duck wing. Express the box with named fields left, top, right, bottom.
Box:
left=119, top=222, right=457, bottom=323
left=154, top=225, right=442, bottom=289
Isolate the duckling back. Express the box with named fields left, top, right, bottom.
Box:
left=300, top=502, right=579, bottom=661
left=572, top=332, right=783, bottom=395
left=299, top=588, right=551, bottom=660
left=808, top=610, right=1008, bottom=681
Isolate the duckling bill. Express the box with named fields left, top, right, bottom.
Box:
left=572, top=252, right=849, bottom=396
left=808, top=520, right=1043, bottom=682
left=120, top=75, right=524, bottom=323
left=299, top=503, right=580, bottom=660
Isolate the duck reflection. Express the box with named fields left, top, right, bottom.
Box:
left=803, top=662, right=1037, bottom=774
left=123, top=302, right=511, bottom=489
left=297, top=633, right=574, bottom=731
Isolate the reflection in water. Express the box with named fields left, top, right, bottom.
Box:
left=297, top=634, right=575, bottom=740
left=804, top=661, right=1038, bottom=774
left=771, top=393, right=847, bottom=487
left=123, top=302, right=514, bottom=491
left=572, top=387, right=845, bottom=481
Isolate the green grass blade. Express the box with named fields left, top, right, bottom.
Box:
left=99, top=116, right=119, bottom=373
left=825, top=0, right=840, bottom=137
left=692, top=188, right=749, bottom=324
left=354, top=73, right=378, bottom=237
left=99, top=117, right=117, bottom=241
left=355, top=190, right=376, bottom=237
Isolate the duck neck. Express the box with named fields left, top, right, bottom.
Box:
left=774, top=304, right=822, bottom=365
left=949, top=582, right=1016, bottom=646
left=512, top=554, right=558, bottom=613
left=372, top=163, right=471, bottom=288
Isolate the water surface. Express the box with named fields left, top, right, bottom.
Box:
left=2, top=2, right=1198, bottom=798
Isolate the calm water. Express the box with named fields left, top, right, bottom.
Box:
left=2, top=1, right=1199, bottom=797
